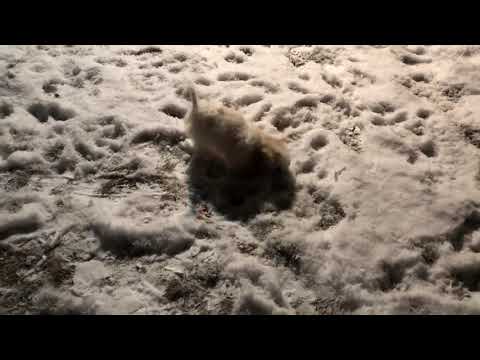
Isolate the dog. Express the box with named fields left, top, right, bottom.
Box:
left=185, top=86, right=290, bottom=177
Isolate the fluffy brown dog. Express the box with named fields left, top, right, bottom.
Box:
left=185, top=86, right=290, bottom=176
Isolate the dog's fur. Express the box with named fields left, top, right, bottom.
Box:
left=185, top=86, right=290, bottom=176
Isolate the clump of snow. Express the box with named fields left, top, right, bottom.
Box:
left=73, top=260, right=112, bottom=288
left=0, top=151, right=47, bottom=172
left=91, top=215, right=195, bottom=256
left=234, top=283, right=293, bottom=315
left=0, top=203, right=47, bottom=241
left=432, top=252, right=480, bottom=291
left=33, top=287, right=97, bottom=315
left=131, top=124, right=186, bottom=145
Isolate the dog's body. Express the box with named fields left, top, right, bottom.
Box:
left=185, top=86, right=290, bottom=176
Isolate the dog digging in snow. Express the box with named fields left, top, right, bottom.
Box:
left=185, top=86, right=291, bottom=178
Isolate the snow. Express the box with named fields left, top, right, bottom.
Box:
left=0, top=45, right=480, bottom=314
left=91, top=215, right=196, bottom=256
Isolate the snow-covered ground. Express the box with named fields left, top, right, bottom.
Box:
left=1, top=45, right=480, bottom=314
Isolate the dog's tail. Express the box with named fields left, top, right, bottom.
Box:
left=187, top=84, right=198, bottom=115
left=184, top=83, right=198, bottom=135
